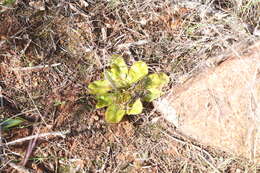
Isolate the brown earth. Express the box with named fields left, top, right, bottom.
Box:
left=0, top=0, right=260, bottom=172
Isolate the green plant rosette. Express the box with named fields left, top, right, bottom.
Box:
left=88, top=55, right=169, bottom=123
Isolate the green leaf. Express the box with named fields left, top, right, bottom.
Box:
left=110, top=55, right=128, bottom=76
left=105, top=104, right=126, bottom=123
left=127, top=98, right=143, bottom=115
left=88, top=80, right=112, bottom=95
left=143, top=88, right=162, bottom=102
left=127, top=61, right=148, bottom=84
left=1, top=117, right=26, bottom=130
left=96, top=93, right=116, bottom=108
left=117, top=92, right=131, bottom=104
left=106, top=55, right=129, bottom=88
left=144, top=73, right=169, bottom=89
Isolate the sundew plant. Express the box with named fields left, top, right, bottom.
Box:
left=88, top=55, right=169, bottom=123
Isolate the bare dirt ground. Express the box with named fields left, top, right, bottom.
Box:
left=0, top=0, right=260, bottom=172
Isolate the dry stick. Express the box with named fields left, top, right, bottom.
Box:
left=22, top=132, right=39, bottom=166
left=0, top=86, right=3, bottom=107
left=0, top=40, right=6, bottom=48
left=0, top=127, right=3, bottom=166
left=67, top=2, right=89, bottom=18
left=5, top=130, right=70, bottom=146
left=19, top=62, right=61, bottom=128
left=117, top=40, right=149, bottom=49
left=198, top=153, right=221, bottom=173
left=8, top=162, right=31, bottom=173
left=24, top=85, right=48, bottom=126
left=160, top=130, right=218, bottom=168
left=22, top=115, right=41, bottom=166
left=11, top=63, right=61, bottom=72
left=97, top=146, right=111, bottom=172
left=20, top=38, right=31, bottom=55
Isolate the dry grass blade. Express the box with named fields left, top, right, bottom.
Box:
left=161, top=130, right=216, bottom=164
left=0, top=86, right=3, bottom=108
left=5, top=130, right=70, bottom=146
left=96, top=146, right=111, bottom=172
left=11, top=63, right=61, bottom=72
left=21, top=133, right=39, bottom=166
left=0, top=127, right=3, bottom=166
left=8, top=162, right=31, bottom=173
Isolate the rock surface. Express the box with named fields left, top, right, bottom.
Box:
left=155, top=42, right=260, bottom=162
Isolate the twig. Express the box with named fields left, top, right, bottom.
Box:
left=25, top=84, right=49, bottom=126
left=0, top=86, right=3, bottom=108
left=11, top=63, right=61, bottom=72
left=22, top=132, right=39, bottom=166
left=5, top=130, right=70, bottom=146
left=161, top=130, right=215, bottom=164
left=67, top=2, right=89, bottom=18
left=20, top=38, right=31, bottom=55
left=97, top=146, right=111, bottom=172
left=22, top=115, right=41, bottom=166
left=198, top=153, right=221, bottom=173
left=0, top=40, right=6, bottom=48
left=117, top=40, right=149, bottom=49
left=8, top=162, right=31, bottom=173
left=0, top=126, right=3, bottom=166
